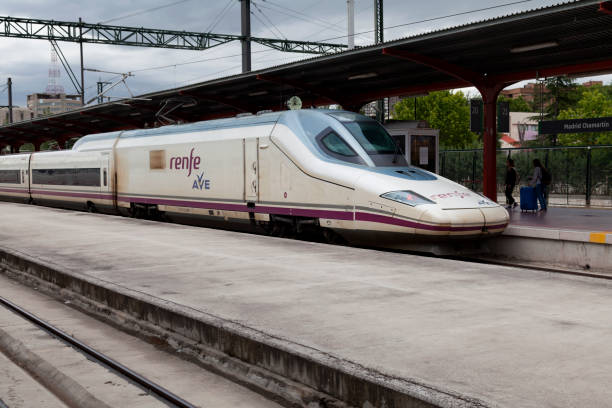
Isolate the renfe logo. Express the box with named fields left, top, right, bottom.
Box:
left=430, top=190, right=471, bottom=200
left=170, top=148, right=201, bottom=177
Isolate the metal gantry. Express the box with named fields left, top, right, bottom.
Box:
left=0, top=16, right=347, bottom=54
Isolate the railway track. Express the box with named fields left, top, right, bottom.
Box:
left=0, top=294, right=197, bottom=408
left=458, top=255, right=612, bottom=280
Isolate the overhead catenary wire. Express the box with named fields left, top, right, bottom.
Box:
left=252, top=1, right=286, bottom=39
left=312, top=0, right=537, bottom=43
left=72, top=0, right=539, bottom=97
left=261, top=0, right=348, bottom=34
left=205, top=0, right=236, bottom=33
left=256, top=2, right=347, bottom=35
left=301, top=1, right=374, bottom=43
left=257, top=0, right=370, bottom=41
left=129, top=48, right=278, bottom=74
left=99, top=0, right=193, bottom=24
left=250, top=11, right=278, bottom=39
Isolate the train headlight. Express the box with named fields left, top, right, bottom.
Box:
left=380, top=190, right=435, bottom=207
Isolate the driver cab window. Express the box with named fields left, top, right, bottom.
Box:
left=321, top=132, right=356, bottom=156
left=316, top=130, right=365, bottom=165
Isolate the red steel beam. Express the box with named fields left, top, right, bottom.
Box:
left=382, top=48, right=481, bottom=84
left=49, top=118, right=102, bottom=134
left=178, top=90, right=253, bottom=113
left=80, top=112, right=141, bottom=128
left=599, top=1, right=612, bottom=14
left=349, top=79, right=471, bottom=106
left=255, top=74, right=341, bottom=106
left=490, top=59, right=612, bottom=84
left=43, top=120, right=85, bottom=136
left=17, top=127, right=53, bottom=139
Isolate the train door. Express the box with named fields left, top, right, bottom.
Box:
left=244, top=137, right=259, bottom=202
left=101, top=153, right=110, bottom=194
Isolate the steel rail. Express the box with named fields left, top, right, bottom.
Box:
left=455, top=256, right=612, bottom=281
left=372, top=245, right=612, bottom=280
left=0, top=295, right=198, bottom=408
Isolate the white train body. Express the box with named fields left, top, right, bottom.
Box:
left=0, top=110, right=508, bottom=247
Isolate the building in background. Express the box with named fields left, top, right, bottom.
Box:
left=500, top=80, right=603, bottom=106
left=500, top=83, right=548, bottom=105
left=499, top=111, right=539, bottom=148
left=581, top=80, right=603, bottom=87
left=362, top=96, right=402, bottom=119
left=0, top=106, right=34, bottom=125
left=27, top=93, right=82, bottom=117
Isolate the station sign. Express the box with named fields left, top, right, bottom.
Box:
left=539, top=117, right=612, bottom=134
left=470, top=100, right=482, bottom=133
left=497, top=101, right=510, bottom=133
left=470, top=100, right=510, bottom=133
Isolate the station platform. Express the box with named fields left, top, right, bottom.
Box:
left=1, top=201, right=612, bottom=407
left=483, top=206, right=612, bottom=273
left=507, top=206, right=612, bottom=243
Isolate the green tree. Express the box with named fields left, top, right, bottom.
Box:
left=531, top=77, right=581, bottom=145
left=19, top=143, right=34, bottom=152
left=557, top=86, right=612, bottom=145
left=498, top=95, right=532, bottom=112
left=393, top=90, right=479, bottom=149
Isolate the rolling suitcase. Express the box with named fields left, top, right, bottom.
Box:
left=520, top=186, right=537, bottom=212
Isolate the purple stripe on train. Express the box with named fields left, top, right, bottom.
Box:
left=119, top=195, right=502, bottom=232
left=0, top=188, right=507, bottom=233
left=0, top=187, right=28, bottom=194
left=30, top=190, right=113, bottom=200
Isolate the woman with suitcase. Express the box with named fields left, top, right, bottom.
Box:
left=529, top=158, right=548, bottom=212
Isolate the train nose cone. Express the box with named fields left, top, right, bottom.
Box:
left=419, top=207, right=487, bottom=236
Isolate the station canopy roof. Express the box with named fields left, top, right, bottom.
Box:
left=1, top=0, right=611, bottom=146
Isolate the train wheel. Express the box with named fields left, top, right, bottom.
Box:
left=323, top=229, right=346, bottom=245
left=86, top=202, right=97, bottom=213
left=128, top=203, right=140, bottom=218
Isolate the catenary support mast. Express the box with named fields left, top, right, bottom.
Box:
left=241, top=0, right=251, bottom=73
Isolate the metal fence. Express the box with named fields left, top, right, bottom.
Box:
left=439, top=145, right=612, bottom=207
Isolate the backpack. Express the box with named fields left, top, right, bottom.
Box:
left=541, top=167, right=552, bottom=185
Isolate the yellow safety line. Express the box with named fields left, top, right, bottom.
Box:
left=589, top=232, right=612, bottom=244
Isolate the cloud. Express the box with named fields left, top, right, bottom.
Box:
left=0, top=0, right=610, bottom=108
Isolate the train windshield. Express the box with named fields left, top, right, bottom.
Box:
left=328, top=112, right=407, bottom=166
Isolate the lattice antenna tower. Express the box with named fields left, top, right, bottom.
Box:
left=45, top=44, right=64, bottom=94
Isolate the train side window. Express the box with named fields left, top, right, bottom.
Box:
left=315, top=129, right=365, bottom=165
left=103, top=169, right=107, bottom=186
left=0, top=170, right=20, bottom=184
left=32, top=168, right=100, bottom=187
left=149, top=150, right=165, bottom=169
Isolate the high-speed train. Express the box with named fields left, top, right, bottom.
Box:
left=0, top=109, right=508, bottom=250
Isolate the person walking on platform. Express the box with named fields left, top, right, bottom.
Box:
left=529, top=159, right=547, bottom=212
left=504, top=158, right=518, bottom=209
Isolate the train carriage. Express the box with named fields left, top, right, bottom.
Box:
left=29, top=149, right=113, bottom=212
left=0, top=109, right=509, bottom=251
left=0, top=153, right=29, bottom=203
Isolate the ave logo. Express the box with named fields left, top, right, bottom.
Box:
left=193, top=172, right=210, bottom=190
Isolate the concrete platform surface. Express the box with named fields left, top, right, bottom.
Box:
left=1, top=202, right=612, bottom=407
left=508, top=207, right=612, bottom=231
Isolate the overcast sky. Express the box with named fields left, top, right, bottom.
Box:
left=1, top=0, right=610, bottom=108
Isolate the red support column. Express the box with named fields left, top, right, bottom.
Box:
left=477, top=84, right=505, bottom=202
